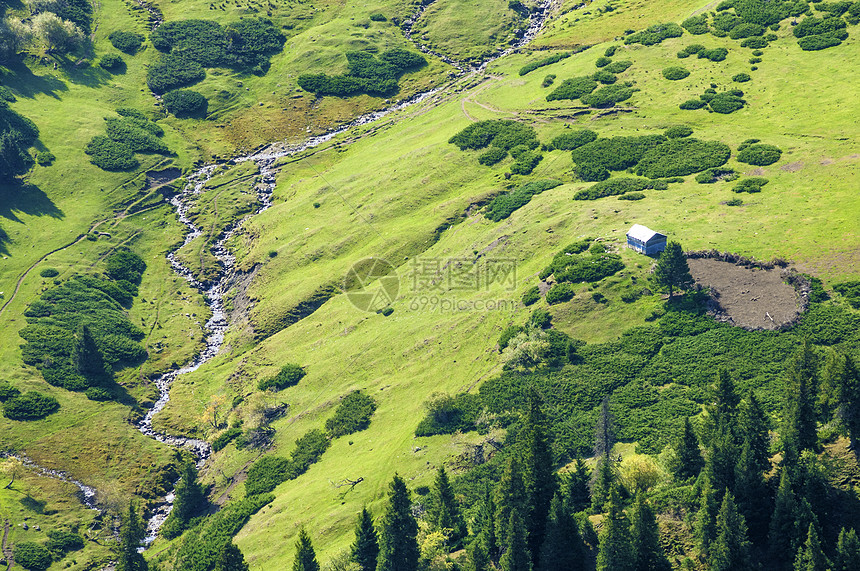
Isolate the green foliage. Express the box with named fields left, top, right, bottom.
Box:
left=85, top=136, right=137, bottom=170
left=369, top=12, right=387, bottom=21
left=499, top=324, right=525, bottom=350
left=325, top=391, right=377, bottom=437
left=3, top=391, right=60, bottom=420
left=377, top=475, right=419, bottom=571
left=0, top=86, right=16, bottom=102
left=574, top=177, right=651, bottom=200
left=86, top=111, right=169, bottom=170
left=545, top=76, right=598, bottom=101
left=105, top=117, right=168, bottom=153
left=485, top=180, right=561, bottom=221
left=662, top=66, right=690, bottom=80
left=732, top=177, right=769, bottom=192
left=677, top=43, right=706, bottom=58
left=652, top=241, right=693, bottom=297
left=596, top=487, right=634, bottom=570
left=542, top=245, right=624, bottom=283
left=730, top=22, right=765, bottom=38
left=833, top=281, right=860, bottom=308
left=546, top=283, right=575, bottom=304
left=414, top=393, right=481, bottom=436
left=0, top=382, right=20, bottom=401
left=605, top=45, right=619, bottom=57
left=85, top=387, right=111, bottom=400
left=163, top=89, right=208, bottom=118
left=522, top=286, right=541, bottom=306
left=680, top=98, right=708, bottom=110
left=352, top=508, right=379, bottom=571
left=478, top=147, right=507, bottom=165
left=298, top=48, right=425, bottom=97
left=699, top=47, right=729, bottom=61
left=39, top=267, right=59, bottom=278
left=696, top=167, right=738, bottom=183
left=798, top=33, right=844, bottom=49
left=13, top=542, right=52, bottom=570
left=106, top=250, right=146, bottom=284
left=449, top=120, right=538, bottom=151
left=737, top=143, right=782, bottom=165
left=293, top=528, right=320, bottom=571
left=147, top=54, right=207, bottom=94
left=99, top=53, right=124, bottom=70
left=624, top=22, right=684, bottom=45
left=619, top=191, right=645, bottom=200
left=212, top=427, right=242, bottom=451
left=551, top=129, right=597, bottom=150
left=258, top=363, right=306, bottom=391
left=542, top=74, right=556, bottom=87
left=45, top=529, right=84, bottom=557
left=740, top=36, right=769, bottom=47
left=635, top=138, right=731, bottom=178
left=708, top=91, right=746, bottom=113
left=665, top=126, right=693, bottom=138
left=518, top=51, right=571, bottom=75
left=595, top=56, right=612, bottom=67
left=109, top=30, right=144, bottom=53
left=571, top=135, right=666, bottom=178
left=245, top=455, right=292, bottom=495
left=35, top=151, right=54, bottom=166
left=794, top=15, right=847, bottom=37
left=604, top=60, right=633, bottom=73
left=581, top=83, right=636, bottom=107
left=0, top=101, right=39, bottom=181
left=509, top=150, right=543, bottom=175
left=683, top=14, right=711, bottom=34
left=733, top=72, right=752, bottom=82
left=592, top=69, right=617, bottom=84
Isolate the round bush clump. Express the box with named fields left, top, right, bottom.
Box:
left=163, top=89, right=208, bottom=118
left=39, top=268, right=59, bottom=278
left=546, top=283, right=575, bottom=304
left=740, top=36, right=769, bottom=48
left=592, top=70, right=617, bottom=84
left=258, top=363, right=306, bottom=391
left=551, top=129, right=597, bottom=150
left=680, top=98, right=707, bottom=110
left=575, top=163, right=610, bottom=182
left=733, top=177, right=769, bottom=193
left=36, top=151, right=55, bottom=166
left=751, top=49, right=764, bottom=56
left=99, top=53, right=124, bottom=71
left=603, top=60, right=633, bottom=73
left=737, top=143, right=782, bottom=165
left=618, top=191, right=645, bottom=200
left=478, top=147, right=507, bottom=166
left=662, top=66, right=691, bottom=80
left=726, top=198, right=743, bottom=206
left=3, top=391, right=60, bottom=420
left=13, top=542, right=52, bottom=571
left=522, top=285, right=541, bottom=306
left=733, top=72, right=751, bottom=82
left=665, top=126, right=693, bottom=138
left=369, top=12, right=386, bottom=21
left=595, top=56, right=612, bottom=67
left=604, top=45, right=618, bottom=57
left=109, top=31, right=144, bottom=54
left=85, top=387, right=112, bottom=401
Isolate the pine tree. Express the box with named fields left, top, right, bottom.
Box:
left=293, top=528, right=319, bottom=571
left=708, top=492, right=751, bottom=571
left=694, top=475, right=719, bottom=556
left=376, top=474, right=419, bottom=571
left=161, top=462, right=205, bottom=539
left=351, top=507, right=379, bottom=571
left=564, top=459, right=591, bottom=513
left=629, top=493, right=670, bottom=571
left=594, top=396, right=616, bottom=458
left=671, top=417, right=704, bottom=481
left=794, top=523, right=829, bottom=571
left=734, top=437, right=770, bottom=544
left=73, top=322, right=108, bottom=381
left=833, top=527, right=860, bottom=571
left=216, top=542, right=250, bottom=571
left=783, top=340, right=821, bottom=463
left=116, top=501, right=147, bottom=571
left=495, top=456, right=527, bottom=548
left=427, top=466, right=466, bottom=545
left=768, top=469, right=799, bottom=567
left=704, top=427, right=737, bottom=499
left=833, top=355, right=860, bottom=455
left=468, top=537, right=491, bottom=571
left=596, top=486, right=633, bottom=571
left=538, top=492, right=583, bottom=571
left=520, top=388, right=556, bottom=565
left=737, top=390, right=771, bottom=475
left=500, top=509, right=532, bottom=571
left=590, top=454, right=615, bottom=513
left=473, top=484, right=498, bottom=563
left=652, top=241, right=693, bottom=298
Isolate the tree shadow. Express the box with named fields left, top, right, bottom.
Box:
left=20, top=495, right=46, bottom=513
left=57, top=56, right=113, bottom=89
left=0, top=61, right=68, bottom=100
left=0, top=182, right=64, bottom=222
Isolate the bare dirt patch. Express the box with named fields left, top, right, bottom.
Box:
left=688, top=258, right=800, bottom=329
left=780, top=161, right=804, bottom=172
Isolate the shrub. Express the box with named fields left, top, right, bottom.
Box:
left=726, top=198, right=744, bottom=205
left=662, top=66, right=691, bottom=80
left=833, top=280, right=860, bottom=308
left=678, top=44, right=706, bottom=58
left=0, top=86, right=16, bottom=102
left=0, top=383, right=20, bottom=401
left=699, top=47, right=729, bottom=61
left=574, top=177, right=651, bottom=200
left=665, top=126, right=693, bottom=138
left=575, top=163, right=610, bottom=181
left=580, top=84, right=635, bottom=107
left=545, top=76, right=598, bottom=101
left=595, top=56, right=612, bottom=67
left=635, top=138, right=732, bottom=178
left=163, top=89, right=208, bottom=118
left=258, top=363, right=306, bottom=391
left=522, top=286, right=541, bottom=306
left=571, top=135, right=666, bottom=174
left=3, top=391, right=60, bottom=420
left=680, top=98, right=707, bottom=110
left=733, top=72, right=752, bottom=82
left=708, top=91, right=746, bottom=113
left=99, top=53, right=124, bottom=71
left=147, top=54, right=206, bottom=94
left=737, top=143, right=782, bottom=165
left=39, top=267, right=59, bottom=278
left=619, top=191, right=646, bottom=200
left=551, top=129, right=597, bottom=150
left=604, top=45, right=618, bottom=56
left=245, top=455, right=292, bottom=495
left=729, top=22, right=765, bottom=38
left=45, top=529, right=84, bottom=556
left=105, top=117, right=168, bottom=153
left=550, top=252, right=624, bottom=282
left=798, top=34, right=843, bottom=49
left=682, top=15, right=710, bottom=34
left=510, top=151, right=543, bottom=175
left=592, top=69, right=617, bottom=84
left=212, top=427, right=242, bottom=451
left=604, top=60, right=633, bottom=73
left=542, top=74, right=556, bottom=87
left=713, top=12, right=742, bottom=32
left=36, top=151, right=55, bottom=166
left=793, top=15, right=847, bottom=37
left=695, top=166, right=738, bottom=183
left=325, top=391, right=377, bottom=437
left=85, top=135, right=137, bottom=170
left=449, top=120, right=538, bottom=151
left=499, top=325, right=525, bottom=350
left=546, top=283, right=575, bottom=304
left=518, top=51, right=571, bottom=75
left=106, top=250, right=146, bottom=284
left=297, top=48, right=423, bottom=97
left=478, top=147, right=508, bottom=165
left=732, top=177, right=769, bottom=192
left=109, top=30, right=144, bottom=53
left=749, top=56, right=763, bottom=63
left=369, top=12, right=387, bottom=21
left=485, top=179, right=562, bottom=221
left=752, top=49, right=764, bottom=55
left=13, top=542, right=52, bottom=570
left=85, top=387, right=111, bottom=401
left=624, top=22, right=684, bottom=45
left=414, top=393, right=482, bottom=436
left=530, top=308, right=553, bottom=328
left=740, top=36, right=769, bottom=48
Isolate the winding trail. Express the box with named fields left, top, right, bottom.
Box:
left=2, top=519, right=12, bottom=571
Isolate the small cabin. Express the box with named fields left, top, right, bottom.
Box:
left=626, top=224, right=667, bottom=255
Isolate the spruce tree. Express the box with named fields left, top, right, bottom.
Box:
left=376, top=474, right=419, bottom=571
left=671, top=417, right=704, bottom=481
left=293, top=528, right=320, bottom=571
left=704, top=427, right=737, bottom=499
left=768, top=469, right=799, bottom=567
left=833, top=527, right=860, bottom=571
left=500, top=509, right=532, bottom=571
left=783, top=340, right=821, bottom=462
left=216, top=542, right=250, bottom=571
left=594, top=396, right=616, bottom=458
left=708, top=492, right=751, bottom=571
left=652, top=241, right=693, bottom=298
left=694, top=475, right=719, bottom=557
left=427, top=466, right=466, bottom=545
left=495, top=456, right=527, bottom=548
left=116, top=501, right=147, bottom=571
left=538, top=492, right=583, bottom=571
left=834, top=355, right=860, bottom=455
left=629, top=493, right=670, bottom=571
left=73, top=323, right=108, bottom=381
left=794, top=523, right=829, bottom=571
left=520, top=388, right=555, bottom=565
left=734, top=437, right=770, bottom=544
left=564, top=459, right=591, bottom=513
left=473, top=484, right=498, bottom=563
left=590, top=454, right=615, bottom=513
left=595, top=486, right=633, bottom=571
left=737, top=390, right=771, bottom=475
left=161, top=462, right=205, bottom=539
left=352, top=507, right=379, bottom=571
left=468, top=538, right=491, bottom=571
left=706, top=369, right=741, bottom=440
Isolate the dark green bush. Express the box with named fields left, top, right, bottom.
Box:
left=545, top=76, right=598, bottom=101
left=45, top=529, right=84, bottom=556
left=595, top=56, right=612, bottom=67
left=798, top=34, right=844, bottom=49
left=574, top=177, right=651, bottom=200
left=662, top=66, right=691, bottom=80
left=0, top=86, right=16, bottom=102
left=604, top=45, right=618, bottom=56
left=665, top=126, right=694, bottom=138
left=737, top=143, right=782, bottom=165
left=39, top=268, right=59, bottom=278
left=624, top=22, right=684, bottom=45
left=551, top=129, right=597, bottom=150
left=575, top=163, right=610, bottom=181
left=13, top=542, right=52, bottom=570
left=449, top=120, right=538, bottom=151
left=325, top=391, right=377, bottom=437
left=732, top=177, right=769, bottom=192
left=740, top=36, right=769, bottom=47
left=509, top=151, right=543, bottom=175
left=415, top=393, right=482, bottom=437
left=677, top=44, right=706, bottom=58
left=298, top=48, right=424, bottom=97
left=695, top=166, right=738, bottom=183
left=518, top=51, right=572, bottom=75
left=635, top=138, right=732, bottom=178
left=729, top=22, right=765, bottom=38
left=106, top=250, right=146, bottom=284
left=3, top=391, right=60, bottom=420
left=833, top=281, right=860, bottom=308
left=592, top=69, right=617, bottom=84
left=298, top=73, right=387, bottom=96
left=726, top=197, right=744, bottom=205
left=545, top=250, right=624, bottom=283
left=105, top=118, right=169, bottom=153
left=581, top=83, right=635, bottom=107
left=713, top=12, right=742, bottom=32
left=680, top=98, right=708, bottom=110
left=530, top=308, right=553, bottom=329
left=733, top=72, right=752, bottom=82
left=147, top=54, right=206, bottom=94
left=735, top=0, right=793, bottom=26
left=499, top=324, right=525, bottom=350
left=698, top=47, right=729, bottom=61
left=546, top=283, right=575, bottom=304
left=819, top=1, right=854, bottom=15
left=793, top=15, right=847, bottom=36
left=258, top=363, right=306, bottom=391
left=245, top=455, right=292, bottom=495
left=485, top=180, right=561, bottom=221
left=522, top=286, right=541, bottom=306
left=163, top=89, right=208, bottom=118
left=604, top=60, right=633, bottom=73
left=369, top=12, right=387, bottom=21
left=0, top=383, right=20, bottom=401
left=109, top=30, right=144, bottom=54
left=542, top=74, right=556, bottom=87
left=478, top=147, right=508, bottom=165
left=212, top=427, right=242, bottom=451
left=619, top=191, right=646, bottom=200
left=36, top=151, right=54, bottom=166
left=571, top=135, right=666, bottom=174
left=708, top=91, right=746, bottom=113
left=682, top=15, right=710, bottom=34
left=749, top=56, right=763, bottom=63
left=99, top=53, right=124, bottom=71
left=85, top=387, right=111, bottom=401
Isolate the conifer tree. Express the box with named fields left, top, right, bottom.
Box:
left=495, top=456, right=527, bottom=548
left=833, top=355, right=860, bottom=455
left=737, top=391, right=771, bottom=474
left=708, top=492, right=751, bottom=571
left=734, top=437, right=770, bottom=544
left=833, top=527, right=860, bottom=571
left=116, top=501, right=147, bottom=571
left=590, top=454, right=615, bottom=513
left=794, top=523, right=829, bottom=571
left=377, top=474, right=419, bottom=571
left=500, top=509, right=532, bottom=571
left=671, top=417, right=704, bottom=481
left=596, top=486, right=633, bottom=571
left=538, top=492, right=583, bottom=571
left=73, top=323, right=108, bottom=381
left=783, top=340, right=821, bottom=462
left=704, top=427, right=737, bottom=499
left=351, top=507, right=379, bottom=571
left=293, top=528, right=320, bottom=571
left=427, top=466, right=466, bottom=545
left=706, top=369, right=740, bottom=440
left=629, top=493, right=671, bottom=571
left=594, top=396, right=616, bottom=458
left=161, top=462, right=205, bottom=539
left=652, top=241, right=693, bottom=298
left=473, top=484, right=498, bottom=563
left=694, top=475, right=719, bottom=557
left=564, top=459, right=591, bottom=513
left=216, top=542, right=250, bottom=571
left=520, top=388, right=555, bottom=564
left=768, top=469, right=799, bottom=567
left=468, top=538, right=491, bottom=571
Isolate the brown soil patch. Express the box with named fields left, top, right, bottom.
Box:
left=780, top=161, right=804, bottom=172
left=688, top=259, right=800, bottom=329
left=746, top=167, right=766, bottom=176
left=820, top=158, right=834, bottom=165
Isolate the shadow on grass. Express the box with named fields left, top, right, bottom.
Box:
left=62, top=60, right=114, bottom=88
left=0, top=182, right=64, bottom=222
left=0, top=61, right=68, bottom=100
left=19, top=495, right=46, bottom=513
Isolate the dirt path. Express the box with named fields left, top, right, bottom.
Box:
left=2, top=519, right=12, bottom=570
